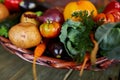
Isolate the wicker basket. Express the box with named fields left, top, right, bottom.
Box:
left=0, top=36, right=120, bottom=71
left=0, top=0, right=120, bottom=71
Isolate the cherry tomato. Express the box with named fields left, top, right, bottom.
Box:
left=40, top=21, right=61, bottom=38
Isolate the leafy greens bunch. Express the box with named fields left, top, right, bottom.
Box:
left=59, top=11, right=95, bottom=62
left=95, top=22, right=120, bottom=60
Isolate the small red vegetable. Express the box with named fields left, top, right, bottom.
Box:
left=95, top=13, right=115, bottom=24
left=23, top=8, right=64, bottom=24
left=37, top=8, right=65, bottom=24
left=107, top=9, right=120, bottom=22
left=95, top=0, right=120, bottom=24
left=103, top=0, right=120, bottom=13
left=40, top=21, right=61, bottom=38
left=4, top=0, right=22, bottom=11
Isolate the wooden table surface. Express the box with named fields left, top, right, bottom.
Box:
left=0, top=45, right=120, bottom=80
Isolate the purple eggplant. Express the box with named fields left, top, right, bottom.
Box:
left=47, top=38, right=71, bottom=60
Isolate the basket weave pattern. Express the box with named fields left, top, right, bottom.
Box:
left=0, top=36, right=120, bottom=71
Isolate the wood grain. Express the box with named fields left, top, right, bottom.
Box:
left=0, top=45, right=120, bottom=80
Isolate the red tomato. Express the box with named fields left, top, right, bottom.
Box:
left=4, top=0, right=22, bottom=11
left=40, top=21, right=61, bottom=38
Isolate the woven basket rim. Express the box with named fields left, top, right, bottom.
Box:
left=0, top=36, right=120, bottom=71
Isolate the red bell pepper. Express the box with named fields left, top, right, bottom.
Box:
left=102, top=0, right=120, bottom=22
left=107, top=9, right=120, bottom=22
left=103, top=0, right=120, bottom=13
left=4, top=0, right=22, bottom=12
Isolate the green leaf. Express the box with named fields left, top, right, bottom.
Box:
left=35, top=11, right=43, bottom=16
left=59, top=19, right=93, bottom=62
left=0, top=26, right=8, bottom=37
left=60, top=11, right=96, bottom=62
left=95, top=22, right=120, bottom=60
left=106, top=46, right=120, bottom=60
left=95, top=22, right=120, bottom=50
left=59, top=22, right=68, bottom=44
left=67, top=41, right=79, bottom=55
left=72, top=10, right=95, bottom=28
left=68, top=29, right=81, bottom=44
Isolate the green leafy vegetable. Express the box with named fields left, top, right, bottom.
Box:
left=72, top=10, right=95, bottom=28
left=106, top=46, right=120, bottom=60
left=95, top=22, right=120, bottom=60
left=0, top=26, right=8, bottom=37
left=0, top=13, right=21, bottom=38
left=35, top=11, right=43, bottom=16
left=59, top=11, right=95, bottom=62
left=95, top=22, right=120, bottom=50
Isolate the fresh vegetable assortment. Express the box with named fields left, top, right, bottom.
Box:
left=0, top=0, right=120, bottom=79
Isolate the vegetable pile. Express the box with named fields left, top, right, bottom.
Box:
left=0, top=0, right=120, bottom=79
